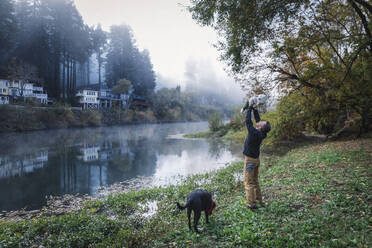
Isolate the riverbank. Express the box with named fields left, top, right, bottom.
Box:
left=1, top=136, right=370, bottom=247
left=0, top=105, right=218, bottom=133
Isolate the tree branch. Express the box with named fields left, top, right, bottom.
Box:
left=340, top=41, right=369, bottom=84
left=352, top=0, right=372, bottom=15
left=348, top=0, right=372, bottom=50
left=273, top=66, right=323, bottom=90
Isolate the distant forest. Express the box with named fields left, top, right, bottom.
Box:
left=0, top=0, right=156, bottom=99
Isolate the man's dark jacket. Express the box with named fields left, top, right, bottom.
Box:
left=243, top=106, right=266, bottom=158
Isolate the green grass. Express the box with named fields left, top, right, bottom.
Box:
left=0, top=138, right=371, bottom=247
left=183, top=127, right=228, bottom=139
left=183, top=131, right=210, bottom=138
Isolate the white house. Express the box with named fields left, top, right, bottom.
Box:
left=33, top=85, right=48, bottom=104
left=0, top=80, right=10, bottom=104
left=7, top=81, right=20, bottom=97
left=0, top=95, right=9, bottom=104
left=98, top=87, right=115, bottom=109
left=0, top=80, right=19, bottom=99
left=76, top=89, right=99, bottom=109
left=0, top=79, right=48, bottom=104
left=21, top=82, right=34, bottom=97
left=0, top=80, right=10, bottom=95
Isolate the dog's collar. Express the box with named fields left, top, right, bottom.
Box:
left=208, top=199, right=213, bottom=216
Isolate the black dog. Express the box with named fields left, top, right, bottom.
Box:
left=176, top=189, right=216, bottom=233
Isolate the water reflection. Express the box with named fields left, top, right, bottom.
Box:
left=0, top=151, right=48, bottom=178
left=0, top=122, right=241, bottom=211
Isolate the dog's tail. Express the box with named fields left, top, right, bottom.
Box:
left=176, top=201, right=188, bottom=210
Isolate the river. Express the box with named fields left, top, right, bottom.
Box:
left=0, top=122, right=242, bottom=211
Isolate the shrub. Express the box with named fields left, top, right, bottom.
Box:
left=261, top=94, right=305, bottom=141
left=228, top=108, right=244, bottom=131
left=263, top=90, right=344, bottom=141
left=80, top=110, right=102, bottom=126
left=133, top=110, right=157, bottom=123
left=208, top=112, right=223, bottom=132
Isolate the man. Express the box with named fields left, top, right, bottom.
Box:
left=241, top=100, right=271, bottom=210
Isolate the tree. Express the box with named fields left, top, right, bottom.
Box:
left=91, top=24, right=107, bottom=89
left=105, top=24, right=156, bottom=97
left=270, top=0, right=372, bottom=134
left=8, top=0, right=94, bottom=99
left=188, top=0, right=308, bottom=73
left=105, top=24, right=136, bottom=88
left=0, top=0, right=17, bottom=74
left=113, top=79, right=132, bottom=95
left=189, top=0, right=372, bottom=135
left=135, top=49, right=156, bottom=96
left=7, top=58, right=41, bottom=98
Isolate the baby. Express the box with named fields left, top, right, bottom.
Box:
left=241, top=94, right=268, bottom=113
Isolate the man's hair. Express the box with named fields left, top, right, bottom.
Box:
left=262, top=121, right=271, bottom=134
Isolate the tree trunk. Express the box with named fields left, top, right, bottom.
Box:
left=348, top=0, right=372, bottom=50
left=352, top=0, right=372, bottom=15
left=98, top=56, right=101, bottom=89
left=98, top=51, right=102, bottom=89
left=62, top=58, right=65, bottom=99
left=87, top=59, right=90, bottom=86
left=69, top=58, right=73, bottom=95
left=73, top=60, right=77, bottom=93
left=361, top=107, right=370, bottom=133
left=67, top=57, right=70, bottom=97
left=55, top=55, right=60, bottom=99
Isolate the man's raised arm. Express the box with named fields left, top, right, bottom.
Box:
left=253, top=108, right=260, bottom=123
left=245, top=106, right=255, bottom=132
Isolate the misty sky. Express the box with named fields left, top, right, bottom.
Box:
left=74, top=0, right=244, bottom=101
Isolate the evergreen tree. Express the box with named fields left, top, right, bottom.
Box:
left=10, top=0, right=92, bottom=98
left=0, top=0, right=17, bottom=70
left=91, top=24, right=107, bottom=89
left=105, top=24, right=156, bottom=96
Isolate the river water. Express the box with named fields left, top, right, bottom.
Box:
left=0, top=122, right=242, bottom=211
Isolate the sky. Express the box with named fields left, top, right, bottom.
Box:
left=74, top=0, right=244, bottom=101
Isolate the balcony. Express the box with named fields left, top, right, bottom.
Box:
left=33, top=87, right=43, bottom=92
left=79, top=98, right=99, bottom=104
left=34, top=93, right=48, bottom=99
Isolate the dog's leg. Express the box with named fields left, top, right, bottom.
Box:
left=187, top=208, right=191, bottom=231
left=193, top=210, right=201, bottom=233
left=205, top=210, right=209, bottom=224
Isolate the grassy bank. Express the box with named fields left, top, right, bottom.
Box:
left=0, top=105, right=207, bottom=133
left=183, top=123, right=246, bottom=143
left=1, top=136, right=371, bottom=247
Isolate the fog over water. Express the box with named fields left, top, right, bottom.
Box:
left=0, top=122, right=242, bottom=211
left=74, top=0, right=245, bottom=103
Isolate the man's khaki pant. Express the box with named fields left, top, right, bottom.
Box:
left=244, top=156, right=262, bottom=206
